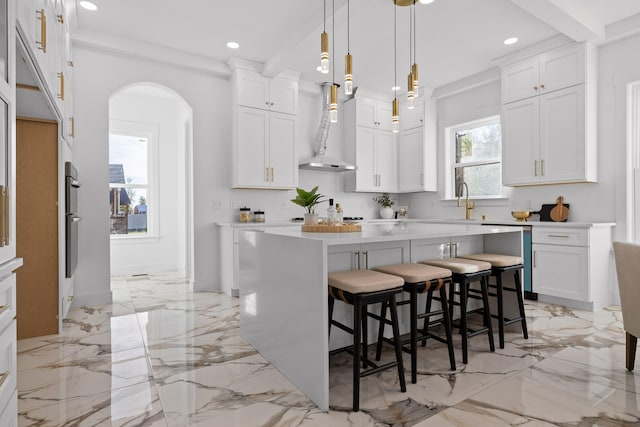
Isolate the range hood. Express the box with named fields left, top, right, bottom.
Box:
left=298, top=83, right=357, bottom=172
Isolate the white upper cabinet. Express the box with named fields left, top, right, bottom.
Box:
left=354, top=96, right=392, bottom=132
left=502, top=43, right=586, bottom=104
left=235, top=69, right=297, bottom=115
left=400, top=99, right=424, bottom=131
left=501, top=42, right=597, bottom=186
left=231, top=65, right=298, bottom=189
left=17, top=0, right=74, bottom=143
left=344, top=96, right=397, bottom=193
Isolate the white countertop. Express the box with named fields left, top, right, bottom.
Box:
left=246, top=222, right=523, bottom=245
left=217, top=218, right=615, bottom=229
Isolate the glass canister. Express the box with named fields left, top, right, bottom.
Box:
left=253, top=210, right=265, bottom=223
left=239, top=207, right=251, bottom=223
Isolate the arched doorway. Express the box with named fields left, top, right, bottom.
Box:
left=108, top=83, right=194, bottom=282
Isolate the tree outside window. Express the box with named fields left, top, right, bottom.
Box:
left=448, top=116, right=502, bottom=199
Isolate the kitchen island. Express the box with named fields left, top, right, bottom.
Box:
left=239, top=222, right=523, bottom=411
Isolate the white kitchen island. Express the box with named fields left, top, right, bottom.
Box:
left=239, top=222, right=523, bottom=411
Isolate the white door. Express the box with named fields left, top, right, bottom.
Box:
left=375, top=131, right=397, bottom=192
left=268, top=112, right=297, bottom=189
left=355, top=127, right=376, bottom=191
left=533, top=244, right=589, bottom=301
left=269, top=78, right=297, bottom=115
left=502, top=97, right=539, bottom=185
left=236, top=107, right=268, bottom=188
left=398, top=127, right=424, bottom=192
left=501, top=57, right=539, bottom=103
left=539, top=85, right=586, bottom=183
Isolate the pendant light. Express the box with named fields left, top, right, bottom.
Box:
left=392, top=2, right=399, bottom=133
left=320, top=0, right=329, bottom=74
left=330, top=0, right=339, bottom=123
left=406, top=2, right=415, bottom=109
left=412, top=1, right=419, bottom=97
left=344, top=0, right=353, bottom=95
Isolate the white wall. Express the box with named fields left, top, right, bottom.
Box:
left=108, top=88, right=189, bottom=276
left=73, top=47, right=225, bottom=303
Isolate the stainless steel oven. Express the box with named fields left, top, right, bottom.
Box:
left=65, top=162, right=80, bottom=278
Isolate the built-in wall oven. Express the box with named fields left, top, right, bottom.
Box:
left=65, top=162, right=81, bottom=278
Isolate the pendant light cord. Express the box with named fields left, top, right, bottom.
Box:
left=347, top=0, right=350, bottom=53
left=332, top=0, right=335, bottom=83
left=323, top=0, right=326, bottom=32
left=409, top=3, right=413, bottom=66
left=413, top=1, right=416, bottom=63
left=394, top=2, right=397, bottom=95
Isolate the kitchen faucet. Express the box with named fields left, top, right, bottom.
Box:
left=457, top=182, right=474, bottom=220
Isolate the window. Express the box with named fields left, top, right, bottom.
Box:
left=109, top=126, right=156, bottom=236
left=446, top=116, right=502, bottom=199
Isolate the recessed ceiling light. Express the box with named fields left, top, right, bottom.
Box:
left=392, top=86, right=401, bottom=91
left=79, top=1, right=98, bottom=11
left=504, top=37, right=518, bottom=45
left=226, top=41, right=240, bottom=49
left=419, top=0, right=435, bottom=4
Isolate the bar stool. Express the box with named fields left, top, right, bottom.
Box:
left=371, top=263, right=456, bottom=384
left=460, top=253, right=529, bottom=349
left=328, top=269, right=406, bottom=412
left=418, top=258, right=494, bottom=364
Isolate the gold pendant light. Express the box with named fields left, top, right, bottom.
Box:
left=330, top=0, right=338, bottom=123
left=320, top=0, right=329, bottom=73
left=392, top=2, right=399, bottom=133
left=412, top=1, right=419, bottom=97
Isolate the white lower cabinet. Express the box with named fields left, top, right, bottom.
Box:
left=533, top=244, right=588, bottom=301
left=344, top=126, right=397, bottom=193
left=0, top=390, right=17, bottom=427
left=0, top=318, right=16, bottom=422
left=532, top=225, right=613, bottom=310
left=218, top=223, right=299, bottom=297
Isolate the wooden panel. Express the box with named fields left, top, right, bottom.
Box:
left=16, top=119, right=58, bottom=339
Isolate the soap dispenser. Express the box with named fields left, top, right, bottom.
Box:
left=326, top=199, right=338, bottom=225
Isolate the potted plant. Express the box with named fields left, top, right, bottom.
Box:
left=373, top=193, right=395, bottom=219
left=291, top=186, right=325, bottom=225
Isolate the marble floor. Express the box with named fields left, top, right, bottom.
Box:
left=15, top=272, right=639, bottom=426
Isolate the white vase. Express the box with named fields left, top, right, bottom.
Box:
left=379, top=206, right=394, bottom=219
left=304, top=213, right=319, bottom=225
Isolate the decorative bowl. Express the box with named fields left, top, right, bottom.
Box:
left=511, top=211, right=531, bottom=222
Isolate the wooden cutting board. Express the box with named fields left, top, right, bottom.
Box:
left=550, top=196, right=570, bottom=222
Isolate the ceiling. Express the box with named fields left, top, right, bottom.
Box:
left=69, top=0, right=640, bottom=95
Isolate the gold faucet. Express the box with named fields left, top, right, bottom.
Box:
left=457, top=182, right=475, bottom=220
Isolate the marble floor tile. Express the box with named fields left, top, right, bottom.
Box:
left=15, top=272, right=636, bottom=426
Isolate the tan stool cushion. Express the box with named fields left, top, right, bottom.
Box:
left=419, top=258, right=491, bottom=274
left=328, top=270, right=404, bottom=294
left=459, top=253, right=523, bottom=268
left=373, top=263, right=451, bottom=283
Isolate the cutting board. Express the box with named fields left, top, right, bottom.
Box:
left=534, top=197, right=570, bottom=222
left=550, top=196, right=570, bottom=221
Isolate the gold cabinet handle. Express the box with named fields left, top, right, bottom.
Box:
left=67, top=295, right=74, bottom=302
left=36, top=9, right=47, bottom=53
left=57, top=14, right=64, bottom=24
left=534, top=160, right=538, bottom=176
left=533, top=250, right=537, bottom=268
left=69, top=117, right=75, bottom=137
left=540, top=84, right=545, bottom=89
left=355, top=251, right=361, bottom=270
left=57, top=72, right=65, bottom=100
left=533, top=86, right=538, bottom=91
left=270, top=167, right=274, bottom=182
left=363, top=251, right=369, bottom=269
left=541, top=159, right=545, bottom=176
